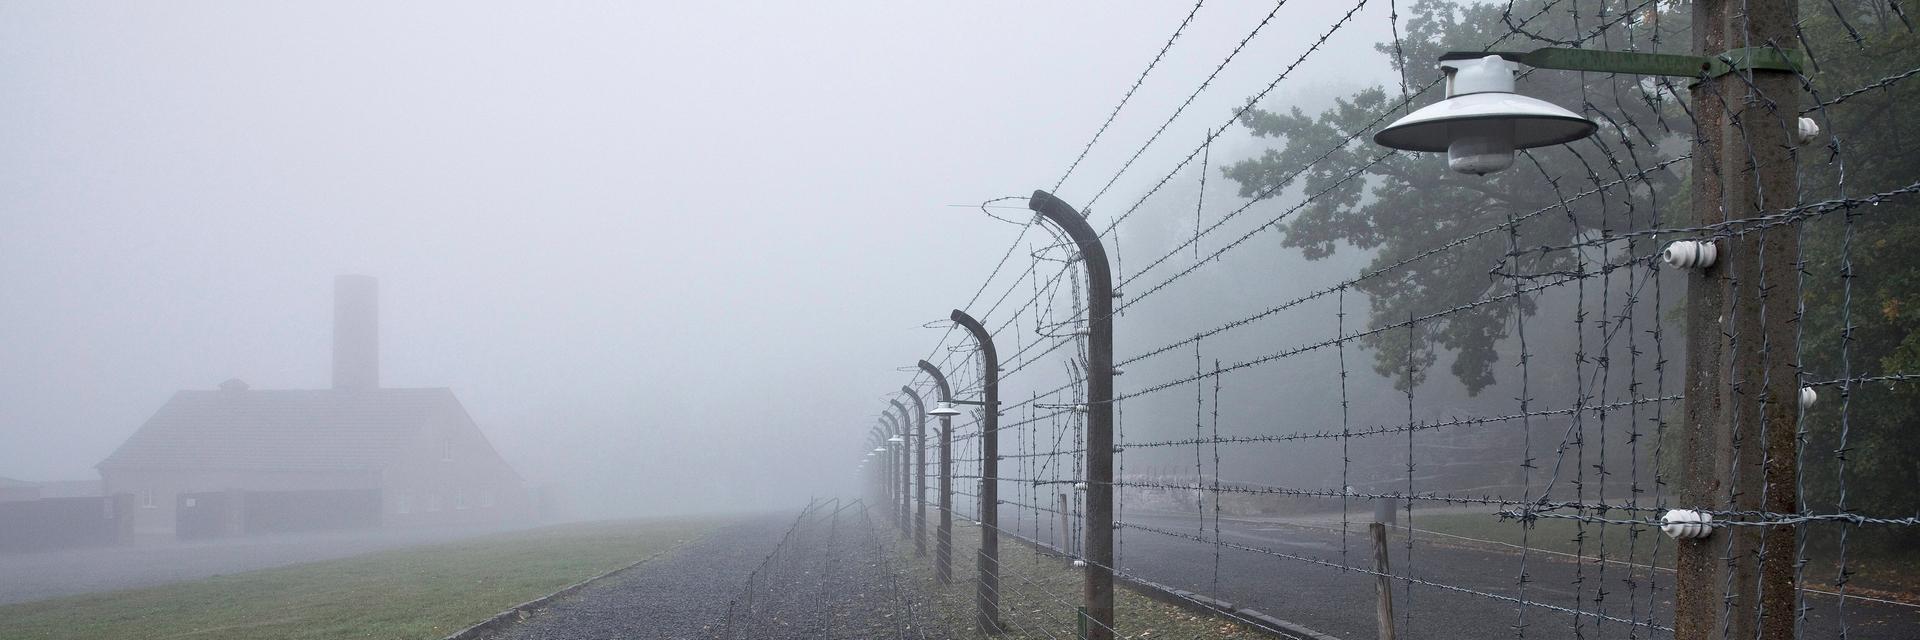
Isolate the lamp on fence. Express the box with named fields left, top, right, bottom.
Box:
left=1374, top=55, right=1594, bottom=175
left=928, top=401, right=962, bottom=417
left=1375, top=47, right=1811, bottom=175
left=887, top=434, right=905, bottom=444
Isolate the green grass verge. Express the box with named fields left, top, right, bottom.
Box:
left=893, top=519, right=1272, bottom=639
left=0, top=518, right=722, bottom=640
left=1412, top=511, right=1677, bottom=568
left=1412, top=511, right=1920, bottom=599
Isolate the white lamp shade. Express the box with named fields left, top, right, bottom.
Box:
left=1375, top=55, right=1596, bottom=175
left=887, top=435, right=904, bottom=443
left=928, top=401, right=962, bottom=417
left=873, top=447, right=887, bottom=453
left=1374, top=92, right=1596, bottom=153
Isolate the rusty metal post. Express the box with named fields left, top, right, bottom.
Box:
left=952, top=309, right=1002, bottom=633
left=881, top=446, right=894, bottom=512
left=868, top=426, right=886, bottom=505
left=1027, top=190, right=1115, bottom=640
left=890, top=399, right=915, bottom=535
left=883, top=403, right=913, bottom=534
left=902, top=386, right=929, bottom=557
left=865, top=428, right=880, bottom=504
left=875, top=446, right=889, bottom=507
left=1674, top=2, right=1801, bottom=639
left=1059, top=492, right=1072, bottom=554
left=879, top=435, right=893, bottom=510
left=882, top=412, right=904, bottom=532
left=919, top=360, right=955, bottom=585
left=1370, top=522, right=1396, bottom=640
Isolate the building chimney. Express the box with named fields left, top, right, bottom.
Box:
left=332, top=275, right=379, bottom=390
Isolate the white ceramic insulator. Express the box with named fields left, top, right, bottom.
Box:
left=1796, top=117, right=1821, bottom=145
left=1073, top=404, right=1090, bottom=414
left=1662, top=240, right=1718, bottom=270
left=1800, top=386, right=1818, bottom=407
left=1112, top=367, right=1127, bottom=376
left=1072, top=559, right=1088, bottom=568
left=1074, top=482, right=1089, bottom=491
left=1661, top=509, right=1714, bottom=540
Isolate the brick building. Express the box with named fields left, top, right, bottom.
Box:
left=97, top=276, right=527, bottom=537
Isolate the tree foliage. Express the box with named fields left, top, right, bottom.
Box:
left=1223, top=0, right=1686, bottom=394
left=1225, top=0, right=1920, bottom=539
left=1793, top=1, right=1920, bottom=537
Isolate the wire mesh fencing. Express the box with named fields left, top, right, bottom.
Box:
left=869, top=1, right=1920, bottom=638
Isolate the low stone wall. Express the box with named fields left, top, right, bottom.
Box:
left=0, top=494, right=134, bottom=553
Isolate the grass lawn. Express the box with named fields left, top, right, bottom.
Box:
left=896, top=519, right=1274, bottom=639
left=1413, top=511, right=1677, bottom=568
left=0, top=517, right=722, bottom=640
left=1412, top=511, right=1920, bottom=600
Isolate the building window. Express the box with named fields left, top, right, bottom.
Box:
left=395, top=493, right=412, bottom=515
left=480, top=491, right=495, bottom=509
left=141, top=489, right=157, bottom=509
left=454, top=491, right=468, bottom=510
left=427, top=493, right=443, bottom=512
left=441, top=437, right=453, bottom=462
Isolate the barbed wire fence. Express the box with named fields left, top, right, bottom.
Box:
left=863, top=1, right=1920, bottom=638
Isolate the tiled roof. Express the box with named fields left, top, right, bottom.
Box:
left=98, top=388, right=459, bottom=471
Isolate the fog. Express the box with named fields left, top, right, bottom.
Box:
left=0, top=2, right=1397, bottom=517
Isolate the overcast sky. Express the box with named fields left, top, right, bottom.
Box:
left=0, top=1, right=1395, bottom=514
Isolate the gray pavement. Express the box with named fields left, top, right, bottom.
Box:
left=1102, top=510, right=1920, bottom=640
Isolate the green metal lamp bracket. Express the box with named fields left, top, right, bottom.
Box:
left=1440, top=47, right=1805, bottom=79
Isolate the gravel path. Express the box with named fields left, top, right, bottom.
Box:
left=487, top=498, right=943, bottom=640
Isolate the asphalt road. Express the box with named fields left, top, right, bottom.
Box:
left=1095, top=510, right=1919, bottom=640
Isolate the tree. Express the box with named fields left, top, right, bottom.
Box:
left=1226, top=0, right=1919, bottom=546
left=1223, top=0, right=1687, bottom=395
left=1793, top=1, right=1920, bottom=548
